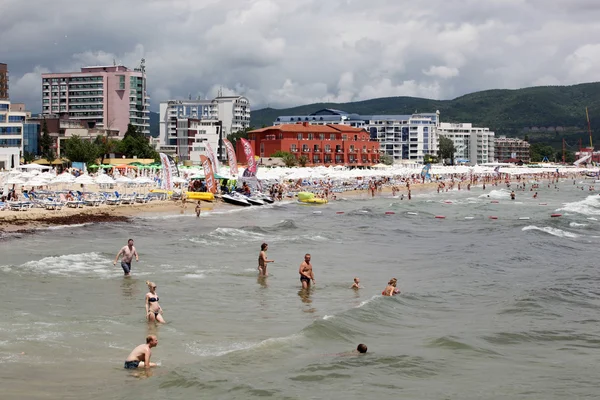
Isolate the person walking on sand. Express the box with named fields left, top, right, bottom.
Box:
left=124, top=335, right=158, bottom=369
left=113, top=239, right=139, bottom=277
left=258, top=243, right=274, bottom=277
left=195, top=201, right=202, bottom=217
left=145, top=281, right=165, bottom=323
left=299, top=253, right=315, bottom=289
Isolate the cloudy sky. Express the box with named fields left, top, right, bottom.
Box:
left=2, top=0, right=600, bottom=112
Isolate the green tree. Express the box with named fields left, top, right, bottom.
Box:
left=438, top=135, right=456, bottom=165
left=64, top=135, right=99, bottom=166
left=22, top=151, right=35, bottom=164
left=530, top=143, right=555, bottom=162
left=94, top=135, right=119, bottom=165
left=424, top=154, right=439, bottom=164
left=380, top=153, right=394, bottom=165
left=45, top=150, right=57, bottom=166
left=281, top=152, right=297, bottom=167
left=226, top=127, right=252, bottom=148
left=39, top=120, right=52, bottom=157
left=298, top=155, right=309, bottom=167
left=271, top=150, right=292, bottom=158
left=117, top=126, right=158, bottom=160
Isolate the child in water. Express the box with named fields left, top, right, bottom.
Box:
left=350, top=277, right=361, bottom=289
left=195, top=201, right=201, bottom=217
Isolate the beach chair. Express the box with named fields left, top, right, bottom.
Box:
left=103, top=192, right=121, bottom=206
left=60, top=193, right=83, bottom=208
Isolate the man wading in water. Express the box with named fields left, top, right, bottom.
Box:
left=299, top=253, right=315, bottom=289
left=113, top=238, right=139, bottom=277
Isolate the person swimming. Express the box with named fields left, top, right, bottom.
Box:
left=145, top=281, right=165, bottom=323
left=382, top=278, right=400, bottom=296
left=350, top=277, right=361, bottom=289
left=356, top=344, right=367, bottom=353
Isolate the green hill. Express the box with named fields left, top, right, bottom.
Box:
left=251, top=82, right=600, bottom=148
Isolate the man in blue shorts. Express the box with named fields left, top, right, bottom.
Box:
left=124, top=335, right=158, bottom=369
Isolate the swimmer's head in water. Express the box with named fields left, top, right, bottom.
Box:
left=261, top=243, right=268, bottom=251
left=354, top=277, right=360, bottom=283
left=357, top=344, right=367, bottom=353
left=388, top=278, right=397, bottom=286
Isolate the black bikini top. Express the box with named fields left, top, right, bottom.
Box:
left=149, top=297, right=159, bottom=302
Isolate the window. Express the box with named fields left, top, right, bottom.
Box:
left=330, top=134, right=335, bottom=140
left=302, top=145, right=309, bottom=152
left=291, top=144, right=297, bottom=152
left=319, top=134, right=324, bottom=140
left=342, top=135, right=347, bottom=141
left=297, top=133, right=302, bottom=140
left=325, top=144, right=331, bottom=152
left=308, top=133, right=313, bottom=140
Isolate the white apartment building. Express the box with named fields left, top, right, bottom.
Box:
left=158, top=95, right=250, bottom=161
left=174, top=118, right=222, bottom=164
left=0, top=100, right=39, bottom=169
left=274, top=109, right=440, bottom=163
left=437, top=122, right=495, bottom=165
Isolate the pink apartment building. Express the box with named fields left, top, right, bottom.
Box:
left=41, top=62, right=150, bottom=137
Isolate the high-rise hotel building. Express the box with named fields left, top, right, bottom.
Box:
left=0, top=63, right=8, bottom=100
left=41, top=63, right=150, bottom=136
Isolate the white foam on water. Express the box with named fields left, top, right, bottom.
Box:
left=479, top=189, right=511, bottom=200
left=557, top=195, right=600, bottom=216
left=184, top=273, right=206, bottom=279
left=522, top=225, right=579, bottom=238
left=43, top=223, right=92, bottom=231
left=186, top=334, right=298, bottom=357
left=6, top=252, right=114, bottom=278
left=569, top=222, right=589, bottom=228
left=587, top=217, right=598, bottom=221
left=323, top=315, right=335, bottom=320
left=357, top=295, right=380, bottom=308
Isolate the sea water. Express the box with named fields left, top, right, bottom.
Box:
left=1, top=181, right=599, bottom=399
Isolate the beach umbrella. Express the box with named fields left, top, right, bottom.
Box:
left=115, top=176, right=133, bottom=184
left=51, top=173, right=76, bottom=184
left=172, top=176, right=188, bottom=184
left=96, top=174, right=116, bottom=185
left=6, top=176, right=26, bottom=185
left=133, top=176, right=153, bottom=184
left=38, top=172, right=56, bottom=180
left=24, top=177, right=50, bottom=187
left=19, top=163, right=50, bottom=170
left=75, top=174, right=96, bottom=185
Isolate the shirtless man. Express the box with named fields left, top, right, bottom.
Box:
left=299, top=253, right=315, bottom=289
left=258, top=243, right=274, bottom=277
left=113, top=239, right=139, bottom=276
left=124, top=335, right=158, bottom=369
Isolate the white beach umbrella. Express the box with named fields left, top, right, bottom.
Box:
left=96, top=174, right=116, bottom=185
left=115, top=176, right=133, bottom=184
left=75, top=174, right=96, bottom=185
left=172, top=176, right=188, bottom=184
left=38, top=171, right=56, bottom=180
left=18, top=163, right=50, bottom=170
left=51, top=173, right=76, bottom=185
left=23, top=178, right=50, bottom=187
left=133, top=176, right=153, bottom=184
left=6, top=176, right=26, bottom=185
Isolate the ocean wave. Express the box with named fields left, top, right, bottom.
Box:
left=569, top=222, right=589, bottom=228
left=522, top=225, right=579, bottom=238
left=3, top=252, right=115, bottom=278
left=557, top=195, right=600, bottom=216
left=479, top=189, right=511, bottom=200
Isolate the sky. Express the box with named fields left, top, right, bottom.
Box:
left=2, top=0, right=600, bottom=112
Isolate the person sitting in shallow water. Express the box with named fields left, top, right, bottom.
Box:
left=350, top=277, right=361, bottom=289
left=382, top=278, right=400, bottom=296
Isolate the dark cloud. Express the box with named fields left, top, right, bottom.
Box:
left=2, top=0, right=600, bottom=112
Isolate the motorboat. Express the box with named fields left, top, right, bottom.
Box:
left=247, top=196, right=266, bottom=206
left=222, top=193, right=252, bottom=207
left=255, top=193, right=274, bottom=204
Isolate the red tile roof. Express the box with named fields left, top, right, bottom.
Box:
left=250, top=123, right=366, bottom=134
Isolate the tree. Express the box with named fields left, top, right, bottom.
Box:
left=271, top=150, right=292, bottom=158
left=226, top=127, right=252, bottom=148
left=438, top=135, right=456, bottom=165
left=94, top=135, right=118, bottom=165
left=380, top=153, right=394, bottom=165
left=22, top=151, right=35, bottom=164
left=40, top=120, right=52, bottom=157
left=117, top=125, right=158, bottom=160
left=424, top=154, right=439, bottom=164
left=64, top=135, right=99, bottom=166
left=298, top=155, right=309, bottom=167
left=281, top=152, right=297, bottom=167
left=45, top=150, right=56, bottom=166
left=530, top=143, right=555, bottom=162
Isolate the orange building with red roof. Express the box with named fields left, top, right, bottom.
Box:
left=237, top=122, right=380, bottom=167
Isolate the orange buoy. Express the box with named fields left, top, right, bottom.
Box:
left=551, top=213, right=562, bottom=217
left=435, top=216, right=446, bottom=219
left=489, top=216, right=498, bottom=220
left=385, top=211, right=395, bottom=215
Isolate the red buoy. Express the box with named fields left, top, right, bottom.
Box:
left=489, top=216, right=498, bottom=220
left=551, top=213, right=562, bottom=218
left=385, top=211, right=395, bottom=215
left=491, top=200, right=499, bottom=204
left=336, top=211, right=344, bottom=214
left=435, top=216, right=446, bottom=219
left=444, top=201, right=452, bottom=204
left=539, top=203, right=547, bottom=206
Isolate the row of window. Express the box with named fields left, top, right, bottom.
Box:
left=44, top=77, right=103, bottom=83
left=0, top=139, right=22, bottom=146
left=0, top=127, right=22, bottom=135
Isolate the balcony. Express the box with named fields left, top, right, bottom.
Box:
left=313, top=148, right=322, bottom=152
left=301, top=148, right=310, bottom=153
left=290, top=148, right=298, bottom=153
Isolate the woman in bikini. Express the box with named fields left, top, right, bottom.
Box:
left=382, top=278, right=400, bottom=296
left=145, top=281, right=165, bottom=323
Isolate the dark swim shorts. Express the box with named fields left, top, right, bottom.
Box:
left=300, top=275, right=310, bottom=283
left=121, top=262, right=132, bottom=274
left=124, top=360, right=139, bottom=369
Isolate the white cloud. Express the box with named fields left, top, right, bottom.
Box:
left=2, top=0, right=600, bottom=112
